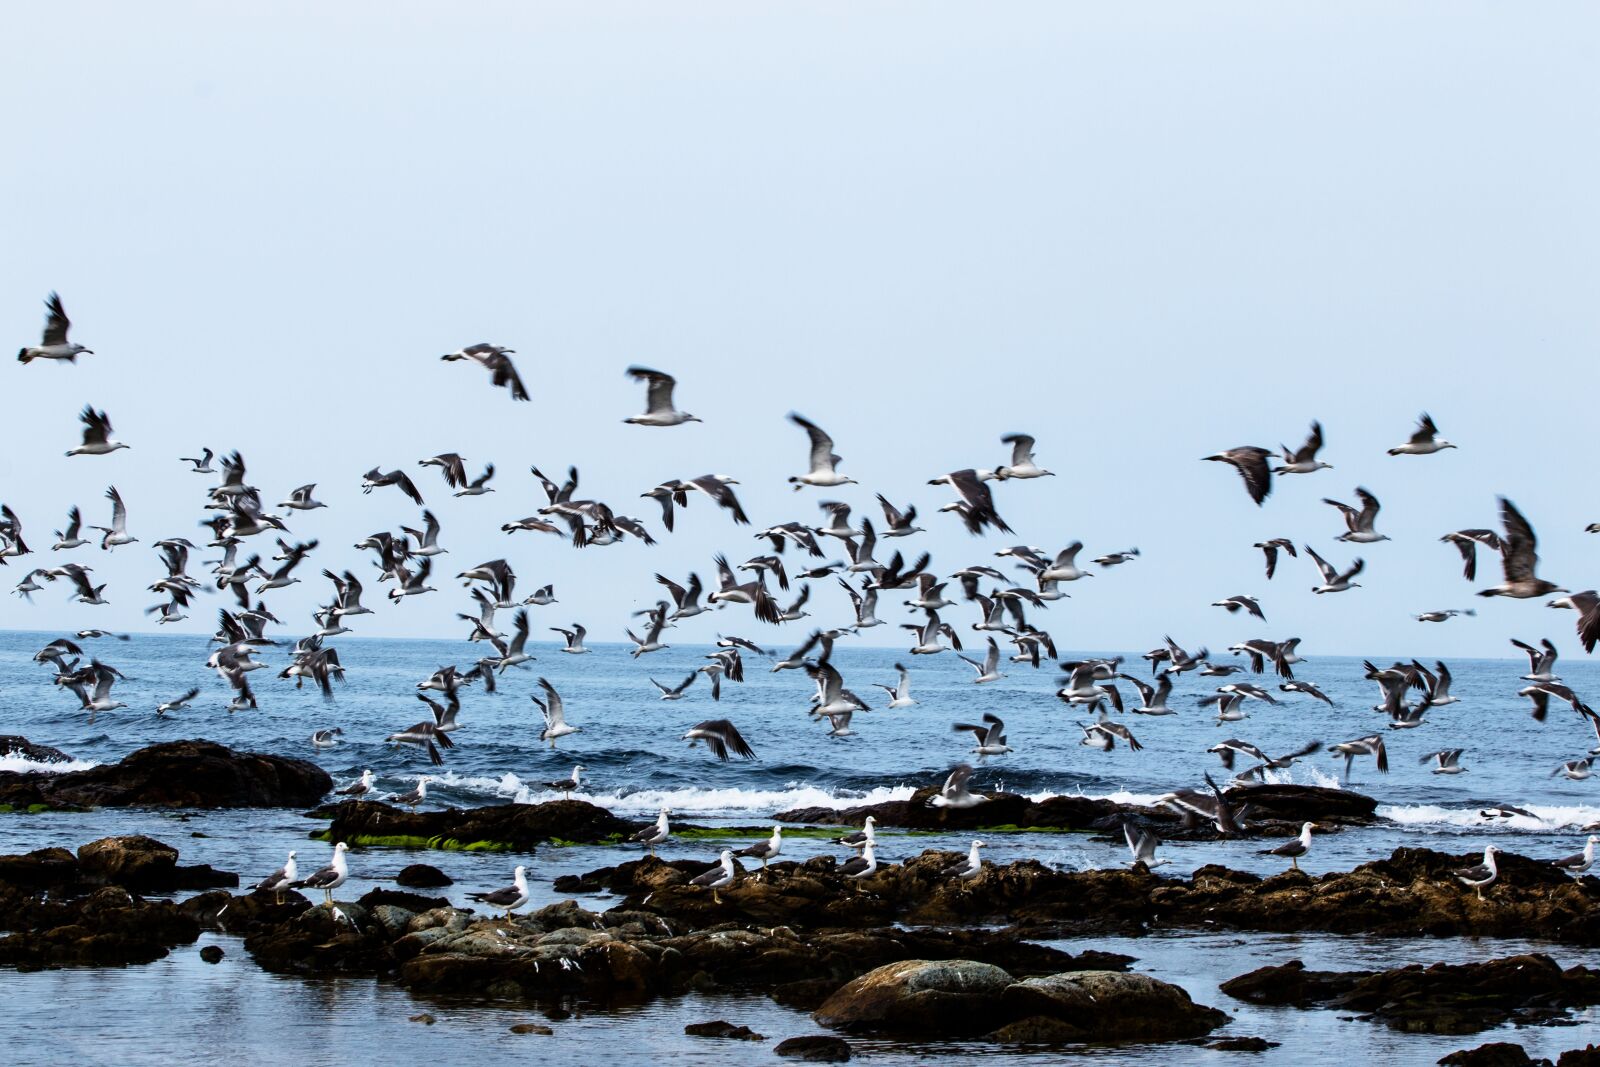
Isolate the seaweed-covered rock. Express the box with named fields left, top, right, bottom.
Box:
left=0, top=740, right=330, bottom=809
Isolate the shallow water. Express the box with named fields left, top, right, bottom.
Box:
left=2, top=628, right=1598, bottom=1063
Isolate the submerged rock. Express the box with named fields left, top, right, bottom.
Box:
left=774, top=1035, right=852, bottom=1061
left=0, top=740, right=330, bottom=809
left=1227, top=953, right=1600, bottom=1034
left=684, top=1020, right=764, bottom=1040
left=1439, top=1043, right=1548, bottom=1067
left=0, top=736, right=74, bottom=765
left=396, top=863, right=453, bottom=888
left=315, top=798, right=638, bottom=850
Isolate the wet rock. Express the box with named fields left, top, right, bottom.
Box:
left=243, top=901, right=393, bottom=977
left=199, top=944, right=224, bottom=964
left=812, top=959, right=1014, bottom=1035
left=316, top=798, right=637, bottom=850
left=1206, top=1036, right=1278, bottom=1052
left=77, top=835, right=236, bottom=892
left=0, top=886, right=201, bottom=969
left=684, top=1020, right=764, bottom=1040
left=0, top=740, right=331, bottom=809
left=396, top=863, right=453, bottom=888
left=409, top=1013, right=436, bottom=1025
left=774, top=1035, right=852, bottom=1061
left=509, top=1022, right=553, bottom=1035
left=1439, top=1043, right=1548, bottom=1066
left=1220, top=959, right=1363, bottom=1005
left=1560, top=1047, right=1600, bottom=1066
left=995, top=970, right=1230, bottom=1043
left=0, top=736, right=73, bottom=765
left=0, top=847, right=82, bottom=889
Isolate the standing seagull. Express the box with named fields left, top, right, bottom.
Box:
left=1388, top=413, right=1455, bottom=456
left=1259, top=822, right=1315, bottom=870
left=253, top=850, right=298, bottom=904
left=1203, top=446, right=1273, bottom=505
left=1550, top=835, right=1599, bottom=875
left=292, top=842, right=350, bottom=905
left=468, top=866, right=531, bottom=918
left=65, top=407, right=129, bottom=457
left=944, top=840, right=987, bottom=880
left=545, top=764, right=585, bottom=799
left=787, top=414, right=857, bottom=490
left=691, top=850, right=738, bottom=903
left=1479, top=498, right=1566, bottom=600
left=623, top=367, right=700, bottom=426
left=735, top=827, right=783, bottom=876
left=17, top=292, right=92, bottom=363
left=1275, top=422, right=1331, bottom=475
left=1453, top=845, right=1500, bottom=899
left=632, top=808, right=671, bottom=857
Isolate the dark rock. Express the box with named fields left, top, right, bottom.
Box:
left=77, top=835, right=236, bottom=892
left=1220, top=959, right=1362, bottom=1005
left=774, top=1035, right=852, bottom=1061
left=0, top=847, right=82, bottom=889
left=0, top=885, right=201, bottom=969
left=409, top=1013, right=436, bottom=1025
left=317, top=798, right=637, bottom=850
left=994, top=970, right=1230, bottom=1043
left=0, top=740, right=331, bottom=809
left=1439, top=1043, right=1546, bottom=1066
left=358, top=888, right=450, bottom=913
left=199, top=945, right=224, bottom=964
left=1559, top=1047, right=1600, bottom=1066
left=396, top=864, right=453, bottom=888
left=1208, top=1036, right=1279, bottom=1052
left=684, top=1020, right=764, bottom=1040
left=509, top=1023, right=553, bottom=1035
left=0, top=736, right=73, bottom=765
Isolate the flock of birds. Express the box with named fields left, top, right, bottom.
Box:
left=10, top=292, right=1600, bottom=912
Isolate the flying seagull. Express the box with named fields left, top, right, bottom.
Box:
left=1202, top=446, right=1272, bottom=505
left=995, top=433, right=1054, bottom=480
left=1388, top=412, right=1455, bottom=456
left=18, top=292, right=92, bottom=364
left=1324, top=487, right=1389, bottom=543
left=1548, top=591, right=1600, bottom=654
left=623, top=366, right=700, bottom=426
left=683, top=719, right=756, bottom=761
left=1479, top=498, right=1566, bottom=599
left=787, top=414, right=857, bottom=490
left=1275, top=421, right=1331, bottom=474
left=1306, top=545, right=1363, bottom=594
left=440, top=343, right=529, bottom=401
left=66, top=406, right=129, bottom=457
left=1254, top=539, right=1297, bottom=580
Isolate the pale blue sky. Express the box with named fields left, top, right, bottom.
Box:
left=2, top=2, right=1595, bottom=658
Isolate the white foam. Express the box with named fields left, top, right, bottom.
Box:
left=0, top=754, right=100, bottom=774
left=1378, top=802, right=1600, bottom=831
left=421, top=773, right=916, bottom=815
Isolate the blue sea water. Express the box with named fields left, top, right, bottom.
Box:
left=1, top=627, right=1597, bottom=1064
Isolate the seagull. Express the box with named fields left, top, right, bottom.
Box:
left=1550, top=835, right=1599, bottom=875
left=66, top=406, right=129, bottom=457
left=1441, top=530, right=1502, bottom=581
left=488, top=609, right=535, bottom=671
left=1259, top=822, right=1315, bottom=870
left=292, top=842, right=350, bottom=905
left=1548, top=591, right=1600, bottom=654
left=933, top=469, right=1012, bottom=535
left=956, top=637, right=1006, bottom=684
left=311, top=728, right=344, bottom=747
left=1553, top=757, right=1593, bottom=781
left=278, top=484, right=327, bottom=511
left=1124, top=674, right=1176, bottom=715
left=386, top=557, right=436, bottom=602
left=1212, top=595, right=1266, bottom=621
left=532, top=677, right=580, bottom=748
left=1420, top=749, right=1468, bottom=774
left=440, top=343, right=529, bottom=401
left=624, top=601, right=672, bottom=657
left=1330, top=734, right=1388, bottom=778
left=389, top=777, right=429, bottom=807
left=1080, top=717, right=1143, bottom=752
left=1388, top=412, right=1455, bottom=456
left=1416, top=609, right=1475, bottom=623
left=51, top=506, right=88, bottom=550
left=1122, top=822, right=1169, bottom=868
left=156, top=687, right=200, bottom=715
left=551, top=623, right=589, bottom=654
left=1202, top=446, right=1272, bottom=505
left=632, top=808, right=671, bottom=857
left=876, top=495, right=923, bottom=537
left=690, top=851, right=737, bottom=903
left=385, top=700, right=456, bottom=766
left=651, top=672, right=698, bottom=701
left=1092, top=548, right=1140, bottom=567
left=452, top=464, right=495, bottom=497
left=1253, top=539, right=1297, bottom=580
left=994, top=433, right=1054, bottom=480
left=834, top=816, right=876, bottom=852
left=17, top=292, right=92, bottom=363
left=873, top=663, right=917, bottom=709
left=1479, top=498, right=1566, bottom=599
left=336, top=770, right=375, bottom=797
left=623, top=366, right=700, bottom=426
left=1324, top=487, right=1389, bottom=543
left=362, top=467, right=424, bottom=505
left=1512, top=638, right=1561, bottom=682
left=1275, top=421, right=1331, bottom=475
left=707, top=555, right=781, bottom=623
left=943, top=840, right=987, bottom=880
left=1306, top=545, right=1363, bottom=594
left=468, top=865, right=531, bottom=918
left=735, top=827, right=783, bottom=875
left=254, top=850, right=298, bottom=904
left=837, top=841, right=878, bottom=884
left=927, top=763, right=989, bottom=809
left=953, top=713, right=1012, bottom=759
left=1453, top=845, right=1500, bottom=899
left=787, top=414, right=857, bottom=490
left=180, top=448, right=215, bottom=473
left=683, top=719, right=756, bottom=761
left=545, top=765, right=585, bottom=799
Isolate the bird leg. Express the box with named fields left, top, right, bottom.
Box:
left=1291, top=857, right=1299, bottom=871
left=712, top=888, right=722, bottom=905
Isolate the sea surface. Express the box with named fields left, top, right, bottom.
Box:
left=1, top=628, right=1597, bottom=1064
